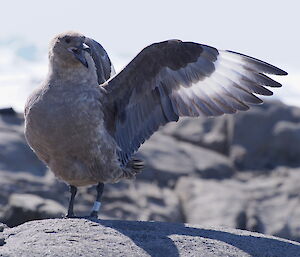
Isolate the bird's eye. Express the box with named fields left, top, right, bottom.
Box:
left=65, top=38, right=71, bottom=44
left=71, top=48, right=79, bottom=54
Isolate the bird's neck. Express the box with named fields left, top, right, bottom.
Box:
left=48, top=56, right=98, bottom=86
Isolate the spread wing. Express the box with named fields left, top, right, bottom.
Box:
left=85, top=37, right=116, bottom=84
left=101, top=40, right=287, bottom=165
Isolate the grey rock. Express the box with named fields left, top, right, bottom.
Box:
left=178, top=141, right=234, bottom=179
left=230, top=101, right=300, bottom=170
left=0, top=113, right=46, bottom=176
left=0, top=170, right=62, bottom=209
left=138, top=133, right=234, bottom=186
left=243, top=167, right=300, bottom=242
left=0, top=107, right=16, bottom=115
left=138, top=133, right=195, bottom=186
left=162, top=116, right=230, bottom=155
left=0, top=223, right=7, bottom=232
left=1, top=194, right=65, bottom=227
left=1, top=218, right=300, bottom=257
left=176, top=167, right=300, bottom=242
left=269, top=121, right=300, bottom=165
left=161, top=101, right=300, bottom=171
left=176, top=177, right=246, bottom=228
left=0, top=237, right=4, bottom=247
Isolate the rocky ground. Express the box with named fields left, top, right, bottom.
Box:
left=1, top=218, right=300, bottom=257
left=0, top=101, right=300, bottom=243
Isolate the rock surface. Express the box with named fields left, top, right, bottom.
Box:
left=138, top=133, right=234, bottom=187
left=229, top=101, right=300, bottom=170
left=1, top=218, right=300, bottom=257
left=0, top=111, right=46, bottom=175
left=176, top=167, right=300, bottom=242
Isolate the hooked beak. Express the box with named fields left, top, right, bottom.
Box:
left=68, top=43, right=90, bottom=68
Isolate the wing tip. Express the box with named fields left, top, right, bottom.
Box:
left=224, top=50, right=288, bottom=76
left=269, top=67, right=288, bottom=76
left=277, top=70, right=288, bottom=76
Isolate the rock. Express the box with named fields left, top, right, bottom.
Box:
left=0, top=170, right=63, bottom=210
left=269, top=121, right=300, bottom=165
left=1, top=194, right=65, bottom=227
left=0, top=222, right=6, bottom=247
left=0, top=107, right=16, bottom=115
left=179, top=141, right=234, bottom=179
left=176, top=177, right=246, bottom=228
left=242, top=167, right=300, bottom=242
left=162, top=101, right=300, bottom=171
left=162, top=116, right=230, bottom=155
left=230, top=101, right=300, bottom=170
left=1, top=218, right=300, bottom=257
left=161, top=101, right=300, bottom=171
left=138, top=133, right=234, bottom=186
left=0, top=237, right=4, bottom=247
left=137, top=133, right=195, bottom=187
left=0, top=223, right=7, bottom=232
left=0, top=112, right=46, bottom=176
left=93, top=181, right=183, bottom=223
left=176, top=167, right=300, bottom=242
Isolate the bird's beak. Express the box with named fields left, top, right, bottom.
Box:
left=82, top=43, right=91, bottom=54
left=68, top=44, right=90, bottom=68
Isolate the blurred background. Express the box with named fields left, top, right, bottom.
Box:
left=0, top=0, right=300, bottom=243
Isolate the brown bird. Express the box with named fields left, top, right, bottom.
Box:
left=24, top=31, right=287, bottom=218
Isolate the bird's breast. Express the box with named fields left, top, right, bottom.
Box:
left=25, top=86, right=113, bottom=161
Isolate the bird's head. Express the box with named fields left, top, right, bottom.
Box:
left=49, top=31, right=91, bottom=69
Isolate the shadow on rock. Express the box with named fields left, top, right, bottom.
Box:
left=87, top=218, right=300, bottom=257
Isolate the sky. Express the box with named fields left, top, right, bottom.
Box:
left=1, top=0, right=299, bottom=65
left=0, top=0, right=299, bottom=110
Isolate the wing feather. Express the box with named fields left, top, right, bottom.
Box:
left=85, top=37, right=116, bottom=84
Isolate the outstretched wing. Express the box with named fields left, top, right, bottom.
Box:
left=101, top=40, right=287, bottom=165
left=85, top=37, right=116, bottom=84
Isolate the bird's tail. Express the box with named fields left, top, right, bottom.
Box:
left=122, top=158, right=144, bottom=179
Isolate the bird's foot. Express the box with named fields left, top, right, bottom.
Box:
left=89, top=211, right=98, bottom=218
left=65, top=212, right=76, bottom=218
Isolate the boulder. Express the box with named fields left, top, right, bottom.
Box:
left=179, top=141, right=234, bottom=179
left=162, top=101, right=300, bottom=171
left=0, top=170, right=65, bottom=208
left=176, top=167, right=300, bottom=242
left=176, top=177, right=246, bottom=228
left=269, top=121, right=300, bottom=165
left=161, top=116, right=230, bottom=155
left=0, top=222, right=6, bottom=247
left=137, top=133, right=196, bottom=186
left=0, top=111, right=46, bottom=176
left=229, top=101, right=300, bottom=170
left=138, top=133, right=234, bottom=186
left=1, top=194, right=65, bottom=227
left=1, top=218, right=300, bottom=257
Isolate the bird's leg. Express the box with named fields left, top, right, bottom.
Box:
left=66, top=185, right=77, bottom=218
left=90, top=182, right=104, bottom=218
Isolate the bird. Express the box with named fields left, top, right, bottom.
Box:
left=24, top=31, right=287, bottom=218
